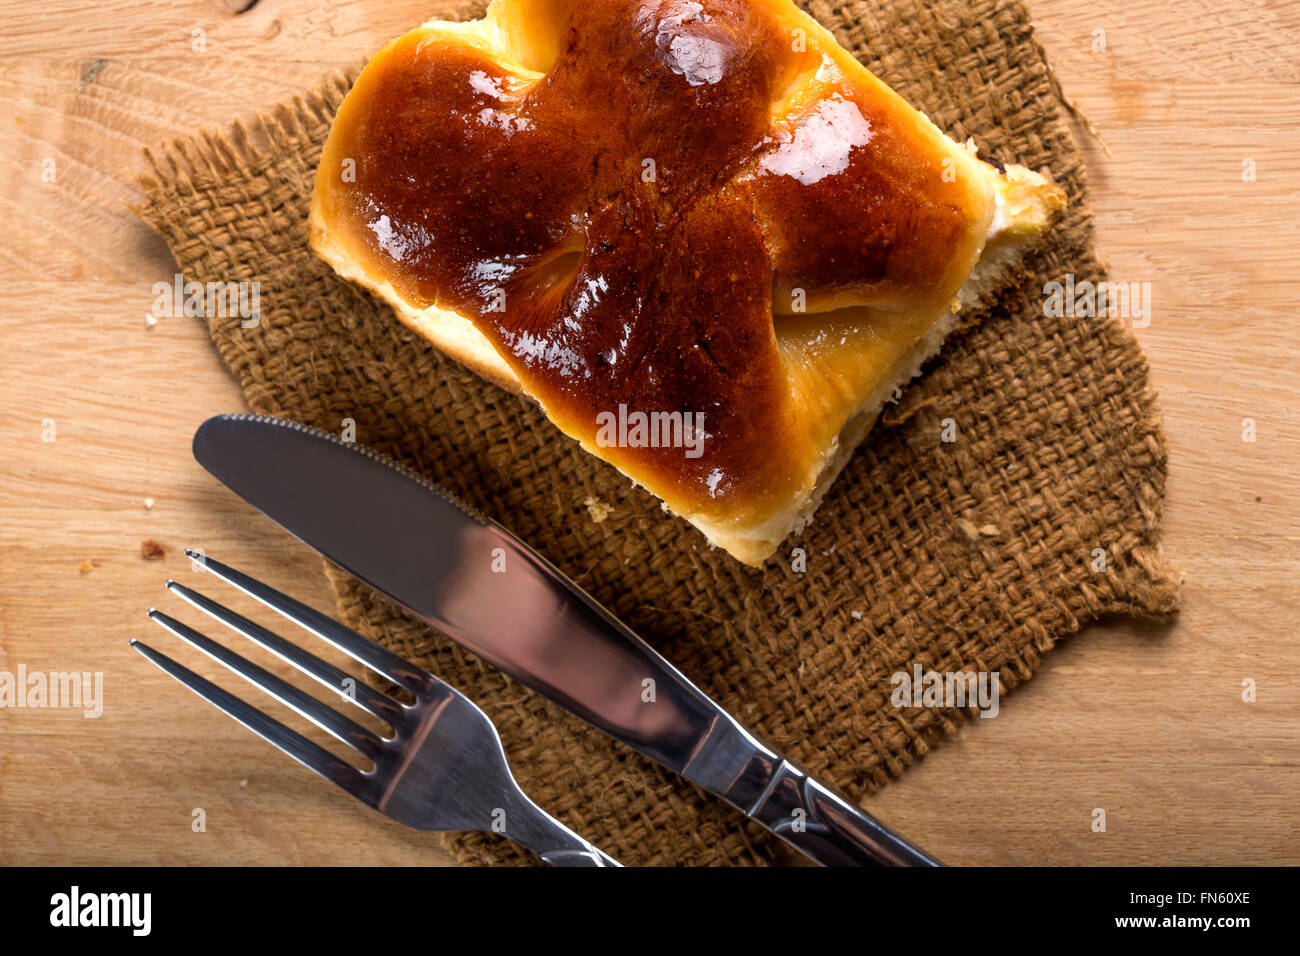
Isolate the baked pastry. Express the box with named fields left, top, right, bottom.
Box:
left=310, top=0, right=1065, bottom=565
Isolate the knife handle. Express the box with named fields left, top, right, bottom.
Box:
left=748, top=761, right=941, bottom=867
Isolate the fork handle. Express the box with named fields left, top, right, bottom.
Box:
left=505, top=795, right=621, bottom=867
left=539, top=846, right=619, bottom=867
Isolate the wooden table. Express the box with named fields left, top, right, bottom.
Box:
left=2, top=0, right=1297, bottom=866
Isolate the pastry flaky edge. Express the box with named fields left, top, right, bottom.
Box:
left=309, top=0, right=1066, bottom=567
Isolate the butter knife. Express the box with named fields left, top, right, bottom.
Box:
left=192, top=413, right=939, bottom=867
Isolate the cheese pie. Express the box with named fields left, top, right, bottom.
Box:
left=310, top=0, right=1065, bottom=565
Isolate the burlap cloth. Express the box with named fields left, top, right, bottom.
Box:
left=136, top=0, right=1181, bottom=865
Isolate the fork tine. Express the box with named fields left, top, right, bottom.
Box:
left=186, top=551, right=428, bottom=693
left=165, top=580, right=405, bottom=727
left=147, top=610, right=385, bottom=760
left=130, top=639, right=376, bottom=807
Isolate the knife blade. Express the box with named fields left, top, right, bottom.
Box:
left=193, top=412, right=939, bottom=866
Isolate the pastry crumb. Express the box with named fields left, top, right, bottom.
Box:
left=144, top=497, right=155, bottom=510
left=141, top=538, right=166, bottom=560
left=959, top=519, right=1000, bottom=542
left=144, top=314, right=157, bottom=329
left=79, top=559, right=96, bottom=574
left=850, top=610, right=863, bottom=621
left=583, top=496, right=613, bottom=523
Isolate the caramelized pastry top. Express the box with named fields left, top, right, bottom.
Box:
left=313, top=0, right=995, bottom=524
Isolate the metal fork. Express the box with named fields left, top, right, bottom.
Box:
left=131, top=553, right=618, bottom=867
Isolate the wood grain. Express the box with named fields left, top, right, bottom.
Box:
left=1, top=0, right=1297, bottom=866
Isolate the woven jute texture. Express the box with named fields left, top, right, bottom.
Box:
left=137, top=0, right=1181, bottom=865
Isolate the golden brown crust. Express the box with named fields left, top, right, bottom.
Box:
left=310, top=0, right=1064, bottom=564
